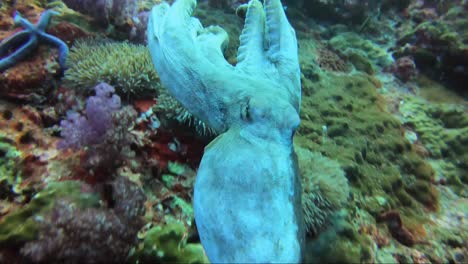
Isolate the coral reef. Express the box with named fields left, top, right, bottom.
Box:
left=64, top=39, right=160, bottom=97
left=0, top=101, right=64, bottom=200
left=288, top=0, right=388, bottom=24
left=20, top=199, right=137, bottom=262
left=377, top=210, right=417, bottom=247
left=397, top=93, right=467, bottom=195
left=0, top=45, right=60, bottom=102
left=296, top=146, right=349, bottom=236
left=315, top=46, right=351, bottom=73
left=61, top=0, right=141, bottom=39
left=0, top=181, right=100, bottom=246
left=208, top=0, right=248, bottom=10
left=58, top=83, right=121, bottom=149
left=394, top=0, right=468, bottom=94
left=59, top=83, right=140, bottom=173
left=329, top=32, right=393, bottom=73
left=20, top=177, right=145, bottom=263
left=0, top=136, right=21, bottom=201
left=391, top=56, right=417, bottom=82
left=131, top=218, right=209, bottom=263
left=0, top=0, right=466, bottom=263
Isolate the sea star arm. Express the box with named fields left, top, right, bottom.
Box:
left=35, top=10, right=59, bottom=31
left=1, top=10, right=68, bottom=72
left=13, top=11, right=35, bottom=31
left=0, top=34, right=38, bottom=71
left=39, top=33, right=69, bottom=69
left=0, top=31, right=30, bottom=55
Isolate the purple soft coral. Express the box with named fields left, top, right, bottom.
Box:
left=58, top=83, right=121, bottom=149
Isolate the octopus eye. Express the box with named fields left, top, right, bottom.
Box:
left=240, top=98, right=252, bottom=122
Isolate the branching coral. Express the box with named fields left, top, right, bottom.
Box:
left=64, top=39, right=160, bottom=97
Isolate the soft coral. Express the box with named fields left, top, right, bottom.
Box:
left=58, top=82, right=121, bottom=149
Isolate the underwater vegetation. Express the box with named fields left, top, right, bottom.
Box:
left=0, top=0, right=466, bottom=263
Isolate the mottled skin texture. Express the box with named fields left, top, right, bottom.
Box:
left=147, top=0, right=304, bottom=262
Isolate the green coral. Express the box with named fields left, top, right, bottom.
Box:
left=0, top=137, right=22, bottom=199
left=171, top=197, right=194, bottom=226
left=304, top=215, right=374, bottom=263
left=45, top=1, right=95, bottom=32
left=296, top=146, right=349, bottom=235
left=131, top=218, right=208, bottom=263
left=399, top=20, right=464, bottom=51
left=296, top=72, right=439, bottom=213
left=138, top=0, right=164, bottom=11
left=399, top=95, right=468, bottom=194
left=64, top=39, right=160, bottom=97
left=328, top=32, right=393, bottom=72
left=0, top=181, right=100, bottom=245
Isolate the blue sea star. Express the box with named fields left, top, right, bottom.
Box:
left=0, top=10, right=69, bottom=72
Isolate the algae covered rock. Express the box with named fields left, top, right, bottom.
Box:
left=296, top=73, right=439, bottom=213
left=395, top=4, right=468, bottom=93
left=132, top=218, right=208, bottom=263
left=304, top=215, right=374, bottom=263
left=296, top=146, right=349, bottom=236
left=0, top=181, right=100, bottom=246
left=399, top=95, right=468, bottom=194
left=329, top=32, right=393, bottom=72
left=291, top=0, right=382, bottom=24
left=0, top=136, right=22, bottom=200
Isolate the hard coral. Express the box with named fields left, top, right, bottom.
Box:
left=377, top=210, right=416, bottom=247
left=294, top=0, right=384, bottom=24
left=392, top=56, right=417, bottom=82
left=131, top=218, right=209, bottom=263
left=0, top=101, right=61, bottom=199
left=316, top=46, right=351, bottom=73
left=20, top=199, right=137, bottom=263
left=18, top=177, right=145, bottom=263
left=61, top=0, right=139, bottom=39
left=395, top=4, right=468, bottom=93
left=62, top=0, right=137, bottom=28
left=0, top=46, right=60, bottom=101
